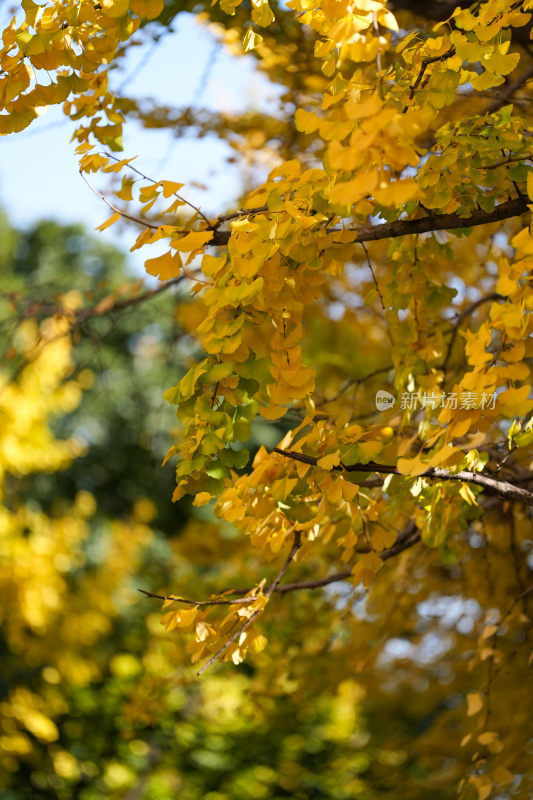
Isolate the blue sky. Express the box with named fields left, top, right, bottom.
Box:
left=0, top=13, right=279, bottom=272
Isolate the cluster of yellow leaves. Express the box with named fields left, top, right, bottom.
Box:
left=39, top=0, right=530, bottom=518
left=287, top=0, right=397, bottom=71
left=160, top=588, right=268, bottom=668
left=417, top=110, right=530, bottom=215
left=0, top=0, right=165, bottom=141
left=216, top=421, right=394, bottom=562
left=439, top=227, right=533, bottom=442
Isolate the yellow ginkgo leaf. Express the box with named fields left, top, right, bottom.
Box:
left=243, top=27, right=263, bottom=53
left=374, top=178, right=419, bottom=207
left=130, top=0, right=163, bottom=18
left=193, top=492, right=212, bottom=507
left=352, top=552, right=383, bottom=589
left=466, top=692, right=484, bottom=716
left=95, top=212, right=121, bottom=231
left=101, top=0, right=130, bottom=16
left=202, top=253, right=227, bottom=277
left=144, top=250, right=182, bottom=280
left=396, top=455, right=428, bottom=476
left=499, top=385, right=533, bottom=418
left=483, top=49, right=520, bottom=76
left=173, top=231, right=213, bottom=252
left=329, top=170, right=379, bottom=206
left=459, top=483, right=477, bottom=505
left=317, top=452, right=341, bottom=470
left=258, top=405, right=286, bottom=420
left=294, top=108, right=321, bottom=134
left=161, top=180, right=185, bottom=197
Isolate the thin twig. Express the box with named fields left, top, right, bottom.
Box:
left=104, top=152, right=212, bottom=227
left=137, top=588, right=252, bottom=606
left=323, top=365, right=392, bottom=405
left=80, top=170, right=158, bottom=230
left=481, top=154, right=532, bottom=170
left=0, top=275, right=188, bottom=394
left=360, top=241, right=385, bottom=311
left=196, top=610, right=263, bottom=676
left=158, top=524, right=418, bottom=603
left=213, top=205, right=269, bottom=228
left=117, top=35, right=162, bottom=94
left=79, top=276, right=187, bottom=320
left=500, top=584, right=533, bottom=624
left=155, top=38, right=220, bottom=173
left=138, top=525, right=424, bottom=678
left=403, top=48, right=456, bottom=112
left=241, top=522, right=420, bottom=595
left=265, top=530, right=303, bottom=597
left=196, top=531, right=303, bottom=675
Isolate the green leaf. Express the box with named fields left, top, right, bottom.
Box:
left=204, top=362, right=236, bottom=383
left=237, top=401, right=258, bottom=422
left=219, top=448, right=249, bottom=469
left=233, top=419, right=251, bottom=441
left=174, top=363, right=209, bottom=402
left=176, top=455, right=207, bottom=478
left=205, top=460, right=231, bottom=480
left=267, top=189, right=284, bottom=212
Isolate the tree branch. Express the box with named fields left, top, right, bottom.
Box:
left=265, top=530, right=303, bottom=596
left=360, top=241, right=385, bottom=310
left=208, top=197, right=530, bottom=247
left=322, top=365, right=392, bottom=405
left=212, top=205, right=270, bottom=227
left=75, top=276, right=186, bottom=323
left=1, top=275, right=188, bottom=392
left=267, top=522, right=421, bottom=594
left=10, top=273, right=189, bottom=332
left=140, top=524, right=419, bottom=613
left=272, top=447, right=533, bottom=507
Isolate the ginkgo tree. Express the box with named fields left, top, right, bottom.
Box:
left=3, top=0, right=533, bottom=796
